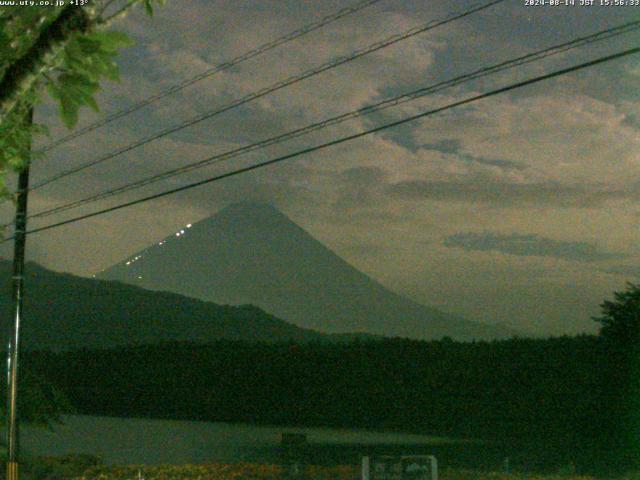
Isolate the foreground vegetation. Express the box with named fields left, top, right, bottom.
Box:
left=20, top=335, right=621, bottom=474
left=7, top=284, right=640, bottom=476
left=76, top=464, right=599, bottom=480
left=24, top=458, right=600, bottom=480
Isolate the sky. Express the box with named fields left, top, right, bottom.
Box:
left=1, top=0, right=639, bottom=336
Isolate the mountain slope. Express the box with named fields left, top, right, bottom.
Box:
left=0, top=261, right=336, bottom=351
left=96, top=203, right=513, bottom=341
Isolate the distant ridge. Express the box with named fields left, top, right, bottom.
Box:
left=97, top=202, right=514, bottom=341
left=0, top=261, right=371, bottom=351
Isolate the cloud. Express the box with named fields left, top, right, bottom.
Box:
left=444, top=231, right=623, bottom=263
left=12, top=0, right=640, bottom=338
left=387, top=179, right=637, bottom=208
left=605, top=265, right=640, bottom=279
left=421, top=139, right=523, bottom=170
left=407, top=90, right=640, bottom=187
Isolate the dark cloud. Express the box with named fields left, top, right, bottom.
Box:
left=332, top=166, right=389, bottom=211
left=421, top=139, right=523, bottom=170
left=444, top=232, right=623, bottom=263
left=605, top=265, right=640, bottom=279
left=422, top=139, right=460, bottom=154
left=325, top=208, right=406, bottom=227
left=622, top=110, right=640, bottom=130
left=387, top=180, right=636, bottom=208
left=338, top=166, right=388, bottom=185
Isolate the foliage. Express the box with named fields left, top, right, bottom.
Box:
left=0, top=0, right=161, bottom=424
left=441, top=470, right=593, bottom=480
left=69, top=463, right=598, bottom=480
left=0, top=367, right=72, bottom=428
left=0, top=8, right=65, bottom=74
left=45, top=30, right=133, bottom=128
left=28, top=336, right=608, bottom=473
left=4, top=282, right=638, bottom=475
left=77, top=463, right=287, bottom=480
left=63, top=463, right=592, bottom=480
left=0, top=0, right=163, bottom=198
left=28, top=454, right=102, bottom=480
left=593, top=282, right=640, bottom=348
left=0, top=89, right=44, bottom=177
left=591, top=283, right=640, bottom=473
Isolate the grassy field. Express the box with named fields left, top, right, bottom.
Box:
left=25, top=455, right=627, bottom=480
left=67, top=463, right=597, bottom=480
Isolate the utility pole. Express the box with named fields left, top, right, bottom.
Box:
left=6, top=108, right=32, bottom=480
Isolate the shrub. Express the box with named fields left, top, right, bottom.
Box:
left=28, top=454, right=102, bottom=480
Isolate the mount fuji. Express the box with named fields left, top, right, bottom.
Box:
left=96, top=203, right=513, bottom=341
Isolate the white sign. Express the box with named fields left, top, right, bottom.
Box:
left=362, top=455, right=438, bottom=480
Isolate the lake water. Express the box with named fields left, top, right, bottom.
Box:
left=12, top=415, right=498, bottom=467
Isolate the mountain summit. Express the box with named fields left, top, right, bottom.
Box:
left=96, top=202, right=512, bottom=341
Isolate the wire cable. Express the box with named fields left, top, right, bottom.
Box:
left=27, top=0, right=506, bottom=192
left=6, top=46, right=636, bottom=241
left=37, top=0, right=385, bottom=154
left=22, top=19, right=640, bottom=222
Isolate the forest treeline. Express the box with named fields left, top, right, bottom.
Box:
left=22, top=333, right=637, bottom=474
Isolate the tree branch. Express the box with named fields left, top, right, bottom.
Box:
left=97, top=0, right=123, bottom=18
left=0, top=6, right=92, bottom=124
left=97, top=0, right=140, bottom=25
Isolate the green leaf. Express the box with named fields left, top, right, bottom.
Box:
left=84, top=31, right=133, bottom=57
left=143, top=0, right=154, bottom=16
left=92, top=55, right=120, bottom=82
left=0, top=5, right=157, bottom=198
left=76, top=36, right=103, bottom=55
left=91, top=30, right=133, bottom=51
left=59, top=95, right=78, bottom=128
left=46, top=81, right=63, bottom=101
left=53, top=73, right=100, bottom=121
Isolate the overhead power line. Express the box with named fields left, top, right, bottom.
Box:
left=7, top=46, right=637, bottom=241
left=27, top=0, right=506, bottom=192
left=22, top=19, right=640, bottom=223
left=37, top=0, right=385, bottom=154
